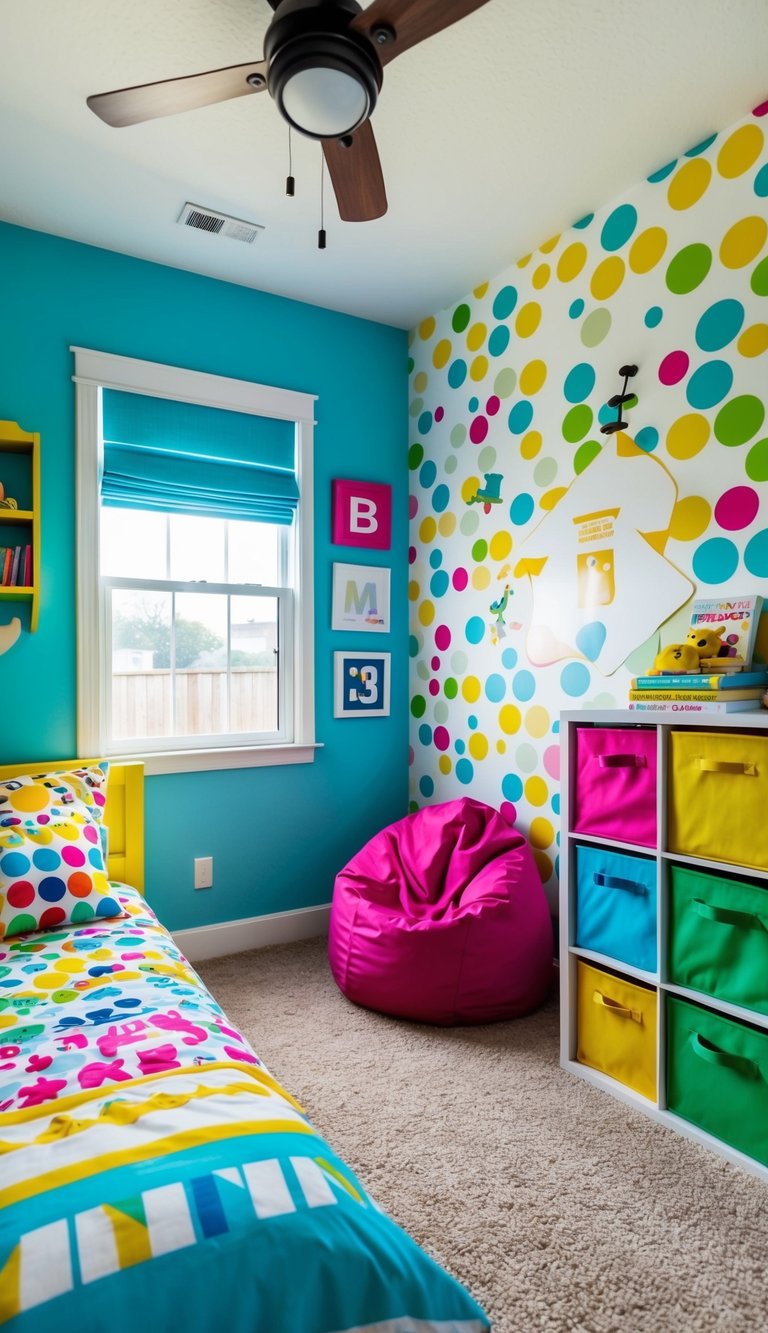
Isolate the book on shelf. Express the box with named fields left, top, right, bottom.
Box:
left=628, top=699, right=762, bottom=714
left=22, top=544, right=31, bottom=587
left=630, top=670, right=768, bottom=690
left=9, top=546, right=20, bottom=587
left=687, top=593, right=763, bottom=669
left=628, top=688, right=764, bottom=703
left=0, top=547, right=10, bottom=586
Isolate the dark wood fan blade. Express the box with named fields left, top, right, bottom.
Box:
left=322, top=123, right=387, bottom=222
left=351, top=0, right=491, bottom=66
left=87, top=61, right=268, bottom=127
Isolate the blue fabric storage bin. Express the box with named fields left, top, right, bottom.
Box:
left=575, top=844, right=657, bottom=972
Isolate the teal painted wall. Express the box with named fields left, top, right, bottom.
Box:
left=0, top=222, right=408, bottom=930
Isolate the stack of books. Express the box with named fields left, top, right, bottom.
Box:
left=0, top=544, right=31, bottom=588
left=629, top=594, right=767, bottom=713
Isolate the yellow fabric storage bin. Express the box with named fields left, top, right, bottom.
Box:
left=576, top=961, right=657, bottom=1101
left=668, top=730, right=768, bottom=871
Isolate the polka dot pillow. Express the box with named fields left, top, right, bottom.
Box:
left=0, top=818, right=123, bottom=939
left=0, top=765, right=109, bottom=831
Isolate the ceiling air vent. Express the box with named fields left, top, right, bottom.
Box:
left=177, top=202, right=264, bottom=244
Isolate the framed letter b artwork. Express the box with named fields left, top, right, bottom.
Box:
left=334, top=651, right=390, bottom=718
left=332, top=479, right=392, bottom=550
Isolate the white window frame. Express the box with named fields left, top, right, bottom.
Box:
left=73, top=347, right=318, bottom=776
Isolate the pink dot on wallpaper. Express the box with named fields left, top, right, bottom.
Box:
left=429, top=680, right=440, bottom=696
left=714, top=485, right=760, bottom=530
left=753, top=99, right=768, bottom=117
left=452, top=567, right=469, bottom=591
left=435, top=624, right=452, bottom=650
left=486, top=395, right=501, bottom=416
left=431, top=655, right=440, bottom=670
left=469, top=416, right=489, bottom=444
left=658, top=350, right=690, bottom=385
left=435, top=406, right=444, bottom=422
left=500, top=802, right=517, bottom=825
left=408, top=747, right=414, bottom=766
left=434, top=726, right=450, bottom=751
left=409, top=495, right=418, bottom=518
left=543, top=745, right=561, bottom=780
left=409, top=546, right=417, bottom=564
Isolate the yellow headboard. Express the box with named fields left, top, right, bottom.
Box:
left=0, top=760, right=145, bottom=891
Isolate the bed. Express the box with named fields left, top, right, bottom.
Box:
left=0, top=760, right=488, bottom=1332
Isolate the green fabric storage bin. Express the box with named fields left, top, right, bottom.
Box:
left=668, top=865, right=768, bottom=1016
left=666, top=995, right=768, bottom=1167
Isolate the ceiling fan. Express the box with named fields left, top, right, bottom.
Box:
left=87, top=0, right=491, bottom=224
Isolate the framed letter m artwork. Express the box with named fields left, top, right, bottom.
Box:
left=332, top=479, right=392, bottom=550
left=334, top=651, right=390, bottom=717
left=332, top=563, right=390, bottom=632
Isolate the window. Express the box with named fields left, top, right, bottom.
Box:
left=73, top=349, right=317, bottom=775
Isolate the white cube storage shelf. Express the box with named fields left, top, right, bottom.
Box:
left=560, top=708, right=768, bottom=1182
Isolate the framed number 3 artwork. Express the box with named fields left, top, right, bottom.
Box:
left=334, top=651, right=391, bottom=718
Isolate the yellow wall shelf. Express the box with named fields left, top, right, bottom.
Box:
left=0, top=420, right=40, bottom=632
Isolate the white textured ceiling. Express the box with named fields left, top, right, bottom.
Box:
left=0, top=1, right=767, bottom=328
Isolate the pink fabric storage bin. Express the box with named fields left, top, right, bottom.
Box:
left=572, top=726, right=657, bottom=847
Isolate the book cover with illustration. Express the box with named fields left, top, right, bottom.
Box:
left=687, top=594, right=764, bottom=669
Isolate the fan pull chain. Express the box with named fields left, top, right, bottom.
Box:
left=286, top=127, right=295, bottom=197
left=318, top=152, right=327, bottom=250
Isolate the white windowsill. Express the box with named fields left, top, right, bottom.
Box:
left=109, top=742, right=323, bottom=777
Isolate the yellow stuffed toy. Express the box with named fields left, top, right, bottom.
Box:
left=686, top=624, right=726, bottom=660
left=648, top=642, right=700, bottom=675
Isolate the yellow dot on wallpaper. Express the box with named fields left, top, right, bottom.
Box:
left=413, top=371, right=428, bottom=393
left=433, top=338, right=452, bottom=369
left=419, top=316, right=436, bottom=340
left=496, top=739, right=507, bottom=754
left=461, top=476, right=481, bottom=504
left=472, top=566, right=491, bottom=590
left=419, top=516, right=437, bottom=542
left=556, top=241, right=588, bottom=282
left=532, top=263, right=551, bottom=290
left=669, top=494, right=712, bottom=541
left=516, top=302, right=542, bottom=337
left=530, top=817, right=555, bottom=849
left=521, top=430, right=543, bottom=460
left=469, top=732, right=489, bottom=760
left=517, top=252, right=532, bottom=268
left=408, top=580, right=420, bottom=601
left=738, top=323, right=768, bottom=357
left=717, top=123, right=764, bottom=179
left=473, top=281, right=489, bottom=299
left=418, top=600, right=435, bottom=626
left=666, top=413, right=710, bottom=460
left=489, top=530, right=513, bottom=561
left=629, top=226, right=668, bottom=274
left=533, top=850, right=554, bottom=882
left=525, top=775, right=548, bottom=805
left=590, top=255, right=625, bottom=300
left=438, top=512, right=456, bottom=537
left=540, top=234, right=560, bottom=254
left=467, top=322, right=487, bottom=351
left=462, top=675, right=482, bottom=703
left=499, top=704, right=522, bottom=734
left=667, top=158, right=712, bottom=210
left=438, top=754, right=452, bottom=775
left=720, top=215, right=768, bottom=269
left=541, top=486, right=567, bottom=510
left=525, top=706, right=551, bottom=739
left=519, top=359, right=547, bottom=395
left=470, top=355, right=489, bottom=381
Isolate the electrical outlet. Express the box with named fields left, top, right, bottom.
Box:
left=194, top=856, right=213, bottom=890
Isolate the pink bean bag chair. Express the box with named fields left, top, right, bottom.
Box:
left=328, top=797, right=553, bottom=1024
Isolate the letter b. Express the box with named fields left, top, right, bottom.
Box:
left=350, top=497, right=378, bottom=534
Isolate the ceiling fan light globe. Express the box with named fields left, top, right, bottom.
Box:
left=281, top=65, right=369, bottom=138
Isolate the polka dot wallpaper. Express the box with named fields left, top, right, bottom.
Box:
left=407, top=101, right=768, bottom=905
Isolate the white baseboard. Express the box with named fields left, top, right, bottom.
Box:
left=172, top=903, right=331, bottom=962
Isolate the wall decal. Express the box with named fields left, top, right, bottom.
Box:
left=332, top=562, right=390, bottom=632
left=332, top=479, right=391, bottom=549
left=334, top=651, right=391, bottom=717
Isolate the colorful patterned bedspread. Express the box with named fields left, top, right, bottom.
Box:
left=0, top=886, right=488, bottom=1332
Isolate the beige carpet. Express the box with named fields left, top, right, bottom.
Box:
left=198, top=939, right=767, bottom=1333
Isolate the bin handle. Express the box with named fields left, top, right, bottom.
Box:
left=691, top=898, right=766, bottom=931
left=593, top=990, right=642, bottom=1023
left=698, top=758, right=757, bottom=776
left=597, top=753, right=646, bottom=769
left=689, top=1032, right=759, bottom=1080
left=594, top=872, right=646, bottom=896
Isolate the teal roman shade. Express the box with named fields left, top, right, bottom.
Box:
left=101, top=390, right=298, bottom=524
